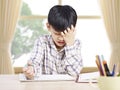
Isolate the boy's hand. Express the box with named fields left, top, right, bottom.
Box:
left=23, top=61, right=35, bottom=79
left=61, top=25, right=76, bottom=46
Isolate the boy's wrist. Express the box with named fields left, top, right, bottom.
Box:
left=66, top=41, right=74, bottom=46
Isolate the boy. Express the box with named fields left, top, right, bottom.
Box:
left=23, top=5, right=83, bottom=79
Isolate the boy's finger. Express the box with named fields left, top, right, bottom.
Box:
left=64, top=30, right=67, bottom=34
left=23, top=67, right=28, bottom=72
left=71, top=24, right=75, bottom=28
left=71, top=25, right=75, bottom=31
left=26, top=73, right=34, bottom=79
left=27, top=60, right=33, bottom=66
left=61, top=32, right=65, bottom=36
left=67, top=28, right=71, bottom=32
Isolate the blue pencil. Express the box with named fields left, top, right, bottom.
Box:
left=111, top=64, right=116, bottom=76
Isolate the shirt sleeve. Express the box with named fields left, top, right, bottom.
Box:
left=64, top=40, right=83, bottom=76
left=28, top=37, right=45, bottom=76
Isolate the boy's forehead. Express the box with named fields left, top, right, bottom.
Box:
left=53, top=30, right=61, bottom=33
left=51, top=27, right=63, bottom=33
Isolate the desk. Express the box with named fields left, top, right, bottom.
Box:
left=0, top=75, right=100, bottom=90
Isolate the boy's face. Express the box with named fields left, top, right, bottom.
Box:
left=46, top=23, right=66, bottom=49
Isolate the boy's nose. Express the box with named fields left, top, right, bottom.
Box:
left=58, top=36, right=64, bottom=41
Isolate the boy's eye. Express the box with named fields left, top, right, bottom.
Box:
left=55, top=33, right=61, bottom=35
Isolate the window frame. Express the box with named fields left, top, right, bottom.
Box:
left=13, top=0, right=102, bottom=73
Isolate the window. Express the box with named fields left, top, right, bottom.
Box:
left=12, top=0, right=110, bottom=67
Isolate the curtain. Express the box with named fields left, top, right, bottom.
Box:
left=0, top=0, right=22, bottom=74
left=99, top=0, right=120, bottom=73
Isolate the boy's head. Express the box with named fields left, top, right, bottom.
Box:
left=47, top=5, right=77, bottom=50
left=48, top=5, right=77, bottom=32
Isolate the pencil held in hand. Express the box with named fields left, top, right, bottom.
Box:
left=23, top=61, right=35, bottom=80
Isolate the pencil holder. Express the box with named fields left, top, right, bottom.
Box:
left=98, top=76, right=120, bottom=90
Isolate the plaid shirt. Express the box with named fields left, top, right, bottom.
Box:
left=29, top=35, right=83, bottom=76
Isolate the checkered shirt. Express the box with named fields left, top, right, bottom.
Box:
left=28, top=35, right=83, bottom=76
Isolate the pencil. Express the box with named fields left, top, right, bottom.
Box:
left=96, top=55, right=103, bottom=76
left=102, top=60, right=111, bottom=76
left=96, top=55, right=106, bottom=76
left=95, top=59, right=102, bottom=76
left=111, top=64, right=116, bottom=76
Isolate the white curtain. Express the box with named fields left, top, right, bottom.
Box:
left=99, top=0, right=120, bottom=73
left=0, top=0, right=22, bottom=74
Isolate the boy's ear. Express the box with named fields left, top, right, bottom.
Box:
left=46, top=23, right=51, bottom=31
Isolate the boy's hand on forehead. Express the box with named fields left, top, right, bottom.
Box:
left=61, top=25, right=76, bottom=46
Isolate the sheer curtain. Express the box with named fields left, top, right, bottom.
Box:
left=99, top=0, right=120, bottom=73
left=0, top=0, right=22, bottom=74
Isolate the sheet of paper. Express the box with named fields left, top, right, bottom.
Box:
left=77, top=72, right=100, bottom=83
left=19, top=74, right=76, bottom=82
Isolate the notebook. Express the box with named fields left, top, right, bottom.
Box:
left=76, top=72, right=100, bottom=83
left=19, top=72, right=99, bottom=82
left=19, top=74, right=76, bottom=82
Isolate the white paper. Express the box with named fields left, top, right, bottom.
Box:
left=77, top=72, right=100, bottom=83
left=19, top=74, right=75, bottom=82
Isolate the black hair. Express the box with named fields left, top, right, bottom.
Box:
left=48, top=5, right=77, bottom=32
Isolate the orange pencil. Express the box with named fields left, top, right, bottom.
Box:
left=96, top=55, right=106, bottom=76
left=95, top=59, right=102, bottom=76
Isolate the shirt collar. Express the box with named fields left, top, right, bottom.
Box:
left=49, top=35, right=64, bottom=52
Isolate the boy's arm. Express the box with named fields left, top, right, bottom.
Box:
left=61, top=25, right=83, bottom=76
left=24, top=38, right=45, bottom=78
left=64, top=40, right=83, bottom=76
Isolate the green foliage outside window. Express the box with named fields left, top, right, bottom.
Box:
left=11, top=2, right=48, bottom=59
